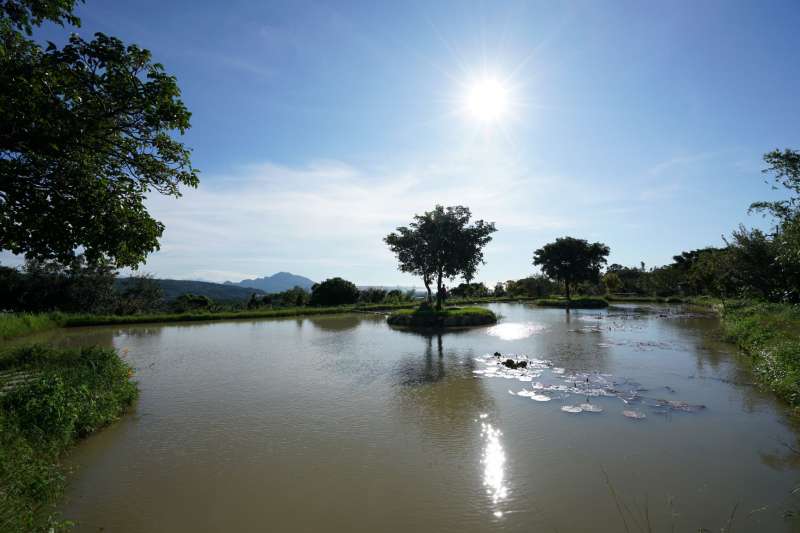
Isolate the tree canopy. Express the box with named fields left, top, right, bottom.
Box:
left=385, top=205, right=496, bottom=309
left=750, top=148, right=800, bottom=268
left=0, top=0, right=198, bottom=268
left=309, top=277, right=359, bottom=307
left=533, top=236, right=609, bottom=303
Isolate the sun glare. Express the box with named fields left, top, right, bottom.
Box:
left=464, top=77, right=510, bottom=122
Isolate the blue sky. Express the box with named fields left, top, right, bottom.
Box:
left=10, top=0, right=800, bottom=285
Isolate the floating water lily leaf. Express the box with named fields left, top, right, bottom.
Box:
left=516, top=390, right=552, bottom=402
left=561, top=405, right=583, bottom=413
left=623, top=410, right=646, bottom=419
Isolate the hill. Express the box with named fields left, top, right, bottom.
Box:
left=229, top=272, right=315, bottom=293
left=116, top=278, right=264, bottom=302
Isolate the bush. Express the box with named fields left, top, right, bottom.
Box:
left=170, top=293, right=213, bottom=313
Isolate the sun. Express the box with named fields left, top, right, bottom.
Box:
left=463, top=77, right=511, bottom=123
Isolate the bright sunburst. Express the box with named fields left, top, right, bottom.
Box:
left=463, top=76, right=511, bottom=123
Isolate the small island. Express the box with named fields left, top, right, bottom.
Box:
left=387, top=305, right=497, bottom=328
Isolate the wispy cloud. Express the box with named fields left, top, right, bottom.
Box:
left=141, top=156, right=578, bottom=283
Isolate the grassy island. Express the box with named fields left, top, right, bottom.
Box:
left=386, top=306, right=497, bottom=328
left=534, top=297, right=609, bottom=309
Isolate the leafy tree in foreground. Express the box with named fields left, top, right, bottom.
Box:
left=310, top=277, right=359, bottom=307
left=0, top=0, right=198, bottom=268
left=533, top=237, right=609, bottom=303
left=385, top=205, right=496, bottom=309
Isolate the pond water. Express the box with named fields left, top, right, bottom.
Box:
left=40, top=303, right=800, bottom=531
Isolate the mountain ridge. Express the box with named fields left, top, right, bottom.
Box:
left=226, top=272, right=315, bottom=293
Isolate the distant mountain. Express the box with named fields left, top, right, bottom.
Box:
left=227, top=272, right=315, bottom=293
left=116, top=278, right=265, bottom=302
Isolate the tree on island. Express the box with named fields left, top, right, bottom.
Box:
left=533, top=237, right=610, bottom=306
left=0, top=0, right=198, bottom=268
left=310, top=277, right=359, bottom=307
left=385, top=205, right=496, bottom=309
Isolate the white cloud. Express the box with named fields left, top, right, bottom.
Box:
left=140, top=155, right=578, bottom=283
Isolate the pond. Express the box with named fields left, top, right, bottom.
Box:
left=40, top=303, right=800, bottom=531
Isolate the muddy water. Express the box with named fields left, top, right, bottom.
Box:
left=48, top=303, right=800, bottom=532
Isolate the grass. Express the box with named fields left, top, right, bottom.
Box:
left=0, top=314, right=61, bottom=341
left=720, top=301, right=800, bottom=408
left=386, top=305, right=497, bottom=327
left=534, top=296, right=609, bottom=309
left=0, top=345, right=138, bottom=532
left=606, top=295, right=685, bottom=304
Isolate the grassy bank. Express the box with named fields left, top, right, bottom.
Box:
left=0, top=345, right=138, bottom=532
left=720, top=301, right=800, bottom=408
left=0, top=314, right=61, bottom=341
left=606, top=295, right=684, bottom=304
left=534, top=296, right=609, bottom=309
left=59, top=302, right=425, bottom=327
left=1, top=298, right=534, bottom=337
left=387, top=306, right=497, bottom=328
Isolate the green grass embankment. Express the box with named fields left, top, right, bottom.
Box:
left=0, top=345, right=138, bottom=532
left=720, top=301, right=800, bottom=408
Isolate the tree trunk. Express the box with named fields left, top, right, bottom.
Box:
left=436, top=270, right=444, bottom=310
left=565, top=281, right=571, bottom=311
left=423, top=275, right=432, bottom=304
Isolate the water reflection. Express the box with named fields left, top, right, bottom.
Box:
left=480, top=418, right=508, bottom=517
left=395, top=334, right=447, bottom=385
left=486, top=322, right=546, bottom=341
left=304, top=314, right=368, bottom=332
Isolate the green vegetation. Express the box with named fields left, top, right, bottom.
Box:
left=386, top=305, right=497, bottom=328
left=533, top=236, right=610, bottom=303
left=0, top=314, right=59, bottom=340
left=309, top=277, right=360, bottom=306
left=534, top=297, right=609, bottom=309
left=0, top=345, right=138, bottom=532
left=605, top=295, right=684, bottom=304
left=57, top=303, right=420, bottom=328
left=721, top=301, right=800, bottom=408
left=385, top=205, right=496, bottom=309
left=0, top=0, right=197, bottom=268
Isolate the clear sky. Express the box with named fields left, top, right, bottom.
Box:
left=9, top=0, right=800, bottom=285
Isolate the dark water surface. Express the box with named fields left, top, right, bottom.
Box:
left=42, top=303, right=800, bottom=531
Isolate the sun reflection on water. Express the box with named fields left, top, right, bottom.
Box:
left=486, top=322, right=546, bottom=341
left=480, top=418, right=508, bottom=517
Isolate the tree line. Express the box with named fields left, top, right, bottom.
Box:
left=2, top=2, right=799, bottom=315
left=385, top=149, right=800, bottom=306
